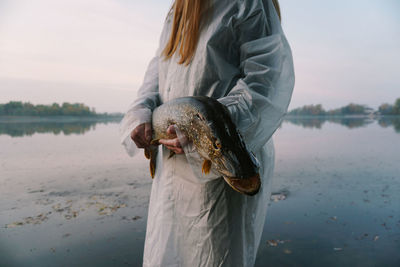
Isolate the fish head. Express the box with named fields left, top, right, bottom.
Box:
left=207, top=121, right=260, bottom=179
left=191, top=98, right=260, bottom=180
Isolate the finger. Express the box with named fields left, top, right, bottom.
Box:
left=131, top=128, right=142, bottom=141
left=174, top=147, right=184, bottom=154
left=130, top=128, right=136, bottom=141
left=166, top=125, right=176, bottom=135
left=159, top=138, right=181, bottom=148
left=130, top=124, right=144, bottom=140
left=145, top=123, right=152, bottom=143
left=133, top=135, right=148, bottom=148
left=131, top=129, right=147, bottom=148
left=164, top=145, right=184, bottom=154
left=173, top=126, right=190, bottom=147
left=133, top=139, right=145, bottom=148
left=164, top=145, right=175, bottom=151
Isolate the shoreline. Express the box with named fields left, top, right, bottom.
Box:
left=0, top=115, right=122, bottom=123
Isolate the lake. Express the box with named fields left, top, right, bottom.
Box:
left=0, top=117, right=399, bottom=267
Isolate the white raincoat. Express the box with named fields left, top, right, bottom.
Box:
left=120, top=0, right=294, bottom=266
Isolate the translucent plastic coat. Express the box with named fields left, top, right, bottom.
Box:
left=120, top=0, right=295, bottom=266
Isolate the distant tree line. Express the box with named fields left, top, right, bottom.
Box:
left=0, top=101, right=98, bottom=116
left=378, top=98, right=400, bottom=115
left=288, top=104, right=327, bottom=116
left=288, top=98, right=400, bottom=116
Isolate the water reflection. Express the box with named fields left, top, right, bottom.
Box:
left=378, top=117, right=400, bottom=133
left=284, top=118, right=326, bottom=129
left=327, top=117, right=374, bottom=129
left=1, top=116, right=400, bottom=137
left=0, top=118, right=121, bottom=137
left=285, top=116, right=400, bottom=133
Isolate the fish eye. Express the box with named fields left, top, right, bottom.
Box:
left=213, top=139, right=221, bottom=150
left=196, top=113, right=205, bottom=121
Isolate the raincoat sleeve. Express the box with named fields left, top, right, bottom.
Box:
left=119, top=55, right=160, bottom=156
left=119, top=34, right=165, bottom=156
left=217, top=0, right=295, bottom=152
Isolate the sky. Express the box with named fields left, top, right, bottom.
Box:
left=0, top=0, right=399, bottom=112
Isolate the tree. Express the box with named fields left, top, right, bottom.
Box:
left=0, top=101, right=97, bottom=116
left=288, top=104, right=326, bottom=116
left=378, top=103, right=393, bottom=115
left=0, top=104, right=5, bottom=115
left=393, top=98, right=400, bottom=115
left=328, top=103, right=370, bottom=116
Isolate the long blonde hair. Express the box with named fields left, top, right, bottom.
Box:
left=163, top=0, right=281, bottom=65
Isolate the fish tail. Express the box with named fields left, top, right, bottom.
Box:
left=149, top=146, right=158, bottom=179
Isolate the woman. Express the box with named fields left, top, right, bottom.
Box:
left=120, top=0, right=294, bottom=266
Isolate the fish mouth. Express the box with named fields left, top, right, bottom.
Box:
left=223, top=174, right=261, bottom=196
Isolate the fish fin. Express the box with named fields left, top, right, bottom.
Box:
left=168, top=150, right=175, bottom=159
left=202, top=160, right=212, bottom=175
left=150, top=139, right=159, bottom=145
left=149, top=159, right=155, bottom=178
left=148, top=146, right=157, bottom=179
left=144, top=147, right=151, bottom=159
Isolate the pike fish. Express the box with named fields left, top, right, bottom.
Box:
left=144, top=96, right=261, bottom=196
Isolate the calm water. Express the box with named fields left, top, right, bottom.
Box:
left=0, top=117, right=399, bottom=267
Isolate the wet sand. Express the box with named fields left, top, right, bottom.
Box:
left=1, top=156, right=151, bottom=267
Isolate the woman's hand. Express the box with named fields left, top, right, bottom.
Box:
left=130, top=123, right=152, bottom=148
left=158, top=125, right=184, bottom=154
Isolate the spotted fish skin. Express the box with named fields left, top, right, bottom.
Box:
left=149, top=96, right=260, bottom=196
